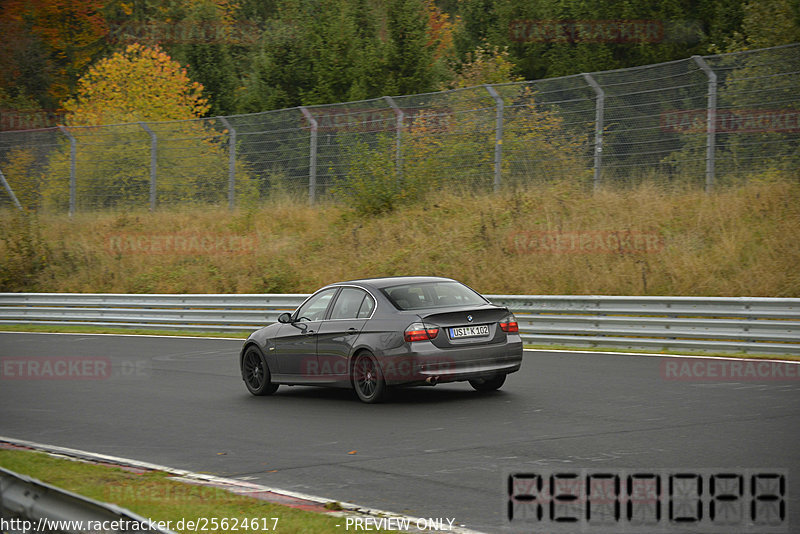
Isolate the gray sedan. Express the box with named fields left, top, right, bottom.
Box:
left=239, top=276, right=523, bottom=403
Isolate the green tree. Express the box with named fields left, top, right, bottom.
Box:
left=237, top=15, right=316, bottom=111
left=238, top=0, right=447, bottom=111
left=169, top=0, right=240, bottom=115
left=450, top=0, right=762, bottom=81
left=383, top=0, right=439, bottom=95
left=444, top=44, right=523, bottom=89
left=299, top=0, right=386, bottom=104
left=721, top=0, right=800, bottom=50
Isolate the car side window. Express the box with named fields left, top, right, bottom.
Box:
left=329, top=288, right=367, bottom=320
left=386, top=286, right=427, bottom=309
left=295, top=288, right=337, bottom=322
left=357, top=293, right=375, bottom=318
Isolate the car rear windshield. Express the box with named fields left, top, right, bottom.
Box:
left=381, top=281, right=487, bottom=310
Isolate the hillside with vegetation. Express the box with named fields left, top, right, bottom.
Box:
left=1, top=0, right=798, bottom=298
left=2, top=175, right=797, bottom=296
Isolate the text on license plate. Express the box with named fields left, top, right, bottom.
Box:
left=449, top=325, right=490, bottom=339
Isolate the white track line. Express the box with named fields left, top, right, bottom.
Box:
left=2, top=331, right=797, bottom=363
left=0, top=331, right=244, bottom=341
left=0, top=436, right=485, bottom=534
left=523, top=347, right=800, bottom=364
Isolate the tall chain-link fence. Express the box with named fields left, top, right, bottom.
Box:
left=1, top=43, right=798, bottom=212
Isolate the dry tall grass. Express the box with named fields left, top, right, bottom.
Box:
left=1, top=175, right=798, bottom=296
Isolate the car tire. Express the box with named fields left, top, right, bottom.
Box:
left=242, top=346, right=279, bottom=396
left=469, top=374, right=506, bottom=392
left=351, top=351, right=387, bottom=403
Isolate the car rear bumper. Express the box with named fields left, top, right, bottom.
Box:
left=378, top=339, right=523, bottom=386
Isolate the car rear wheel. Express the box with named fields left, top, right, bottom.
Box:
left=242, top=346, right=279, bottom=396
left=352, top=351, right=387, bottom=403
left=469, top=374, right=506, bottom=392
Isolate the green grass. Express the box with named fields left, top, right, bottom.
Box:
left=0, top=324, right=248, bottom=338
left=0, top=448, right=392, bottom=534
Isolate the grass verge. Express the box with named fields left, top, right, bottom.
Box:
left=0, top=448, right=384, bottom=534
left=0, top=324, right=248, bottom=338
left=523, top=344, right=800, bottom=361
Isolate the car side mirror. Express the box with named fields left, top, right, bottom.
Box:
left=278, top=312, right=293, bottom=324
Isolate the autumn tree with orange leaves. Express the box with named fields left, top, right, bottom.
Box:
left=64, top=43, right=209, bottom=126
left=0, top=0, right=107, bottom=110
left=40, top=44, right=254, bottom=211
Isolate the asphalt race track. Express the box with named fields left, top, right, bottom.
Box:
left=1, top=332, right=798, bottom=532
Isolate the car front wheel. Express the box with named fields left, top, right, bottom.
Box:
left=242, top=346, right=279, bottom=396
left=469, top=374, right=506, bottom=392
left=352, top=351, right=387, bottom=403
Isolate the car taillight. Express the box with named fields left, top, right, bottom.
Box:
left=500, top=315, right=519, bottom=333
left=405, top=322, right=439, bottom=342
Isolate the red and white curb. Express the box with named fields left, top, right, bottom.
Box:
left=0, top=436, right=485, bottom=534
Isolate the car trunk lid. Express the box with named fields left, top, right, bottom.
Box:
left=416, top=305, right=509, bottom=348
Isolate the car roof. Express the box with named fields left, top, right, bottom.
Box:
left=328, top=276, right=457, bottom=291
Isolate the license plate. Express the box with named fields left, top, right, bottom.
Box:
left=449, top=324, right=490, bottom=339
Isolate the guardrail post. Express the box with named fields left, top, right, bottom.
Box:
left=218, top=116, right=236, bottom=211
left=383, top=96, right=404, bottom=182
left=692, top=55, right=717, bottom=193
left=299, top=107, right=318, bottom=205
left=484, top=85, right=504, bottom=192
left=57, top=125, right=77, bottom=216
left=138, top=122, right=157, bottom=211
left=0, top=166, right=23, bottom=210
left=583, top=73, right=605, bottom=191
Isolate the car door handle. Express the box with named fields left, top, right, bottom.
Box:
left=346, top=328, right=358, bottom=335
left=304, top=330, right=315, bottom=335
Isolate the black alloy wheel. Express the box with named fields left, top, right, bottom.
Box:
left=242, top=346, right=279, bottom=396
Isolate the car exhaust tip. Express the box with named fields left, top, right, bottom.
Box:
left=426, top=376, right=439, bottom=385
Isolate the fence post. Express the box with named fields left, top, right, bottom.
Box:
left=692, top=55, right=717, bottom=192
left=383, top=96, right=404, bottom=182
left=218, top=116, right=236, bottom=210
left=484, top=85, right=504, bottom=192
left=0, top=167, right=23, bottom=210
left=138, top=122, right=157, bottom=210
left=583, top=73, right=605, bottom=191
left=57, top=125, right=77, bottom=216
left=299, top=107, right=318, bottom=204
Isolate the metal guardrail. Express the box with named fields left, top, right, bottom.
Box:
left=0, top=293, right=798, bottom=355
left=0, top=466, right=175, bottom=534
left=490, top=295, right=800, bottom=355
